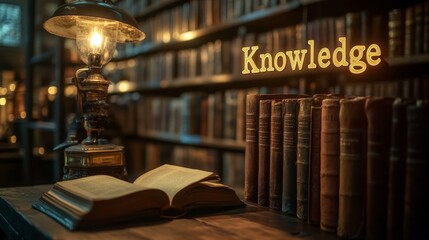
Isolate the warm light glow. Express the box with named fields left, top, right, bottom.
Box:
left=0, top=87, right=7, bottom=95
left=64, top=85, right=77, bottom=97
left=10, top=135, right=16, bottom=144
left=7, top=114, right=14, bottom=122
left=0, top=97, right=6, bottom=105
left=8, top=83, right=16, bottom=92
left=38, top=147, right=45, bottom=155
left=20, top=111, right=26, bottom=119
left=117, top=80, right=134, bottom=92
left=48, top=86, right=58, bottom=95
left=90, top=27, right=103, bottom=53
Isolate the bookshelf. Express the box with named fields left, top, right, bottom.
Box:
left=22, top=0, right=66, bottom=184
left=100, top=0, right=429, bottom=187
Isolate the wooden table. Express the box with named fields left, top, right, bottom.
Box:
left=0, top=185, right=338, bottom=239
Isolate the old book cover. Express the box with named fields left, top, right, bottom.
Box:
left=282, top=99, right=299, bottom=215
left=258, top=99, right=272, bottom=207
left=269, top=100, right=283, bottom=210
left=388, top=8, right=404, bottom=58
left=337, top=97, right=367, bottom=239
left=33, top=164, right=244, bottom=230
left=403, top=101, right=429, bottom=239
left=387, top=99, right=409, bottom=240
left=297, top=98, right=312, bottom=221
left=365, top=97, right=394, bottom=240
left=308, top=95, right=329, bottom=225
left=320, top=98, right=340, bottom=232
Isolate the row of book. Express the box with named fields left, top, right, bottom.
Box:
left=110, top=5, right=429, bottom=87
left=245, top=93, right=429, bottom=239
left=117, top=0, right=296, bottom=46
left=388, top=1, right=429, bottom=57
left=125, top=142, right=244, bottom=198
left=109, top=89, right=254, bottom=141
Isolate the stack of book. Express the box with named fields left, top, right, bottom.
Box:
left=245, top=94, right=429, bottom=239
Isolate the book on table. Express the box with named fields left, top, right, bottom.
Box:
left=33, top=164, right=245, bottom=230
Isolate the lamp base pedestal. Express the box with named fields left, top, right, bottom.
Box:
left=63, top=144, right=128, bottom=181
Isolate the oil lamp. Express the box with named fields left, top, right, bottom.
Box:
left=43, top=0, right=144, bottom=180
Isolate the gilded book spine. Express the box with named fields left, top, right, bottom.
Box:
left=337, top=97, right=367, bottom=239
left=245, top=94, right=260, bottom=202
left=282, top=99, right=298, bottom=215
left=320, top=99, right=340, bottom=232
left=269, top=100, right=283, bottom=210
left=297, top=98, right=312, bottom=221
left=365, top=97, right=394, bottom=240
left=403, top=101, right=429, bottom=239
left=387, top=99, right=408, bottom=240
left=258, top=99, right=272, bottom=207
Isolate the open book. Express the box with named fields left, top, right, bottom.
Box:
left=33, top=164, right=244, bottom=230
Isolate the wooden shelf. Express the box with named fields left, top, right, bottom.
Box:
left=30, top=51, right=54, bottom=65
left=124, top=132, right=245, bottom=153
left=27, top=121, right=56, bottom=131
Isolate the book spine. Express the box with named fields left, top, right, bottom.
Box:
left=365, top=97, right=394, bottom=240
left=258, top=99, right=272, bottom=207
left=282, top=99, right=298, bottom=215
left=320, top=98, right=340, bottom=232
left=403, top=101, right=429, bottom=240
left=386, top=99, right=408, bottom=240
left=297, top=98, right=312, bottom=221
left=424, top=2, right=429, bottom=54
left=338, top=97, right=367, bottom=239
left=245, top=94, right=260, bottom=202
left=308, top=94, right=328, bottom=225
left=404, top=6, right=415, bottom=57
left=309, top=104, right=322, bottom=225
left=388, top=9, right=404, bottom=58
left=269, top=100, right=283, bottom=210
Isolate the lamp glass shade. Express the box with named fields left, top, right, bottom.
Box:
left=76, top=17, right=118, bottom=65
left=43, top=1, right=144, bottom=43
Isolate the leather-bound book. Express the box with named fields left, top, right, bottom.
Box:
left=309, top=95, right=329, bottom=225
left=245, top=94, right=260, bottom=202
left=320, top=98, right=340, bottom=232
left=337, top=97, right=367, bottom=239
left=297, top=98, right=312, bottom=221
left=403, top=101, right=429, bottom=240
left=282, top=99, right=299, bottom=215
left=386, top=99, right=409, bottom=240
left=269, top=100, right=283, bottom=210
left=258, top=99, right=272, bottom=207
left=365, top=97, right=394, bottom=240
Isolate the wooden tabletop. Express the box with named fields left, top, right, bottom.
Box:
left=0, top=185, right=338, bottom=240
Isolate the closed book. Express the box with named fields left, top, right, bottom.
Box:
left=245, top=94, right=260, bottom=202
left=258, top=99, right=272, bottom=207
left=282, top=99, right=299, bottom=215
left=388, top=9, right=404, bottom=58
left=365, top=97, right=394, bottom=240
left=269, top=100, right=283, bottom=210
left=320, top=98, right=340, bottom=233
left=337, top=97, right=367, bottom=239
left=308, top=95, right=329, bottom=225
left=386, top=99, right=409, bottom=240
left=297, top=98, right=312, bottom=221
left=403, top=101, right=429, bottom=240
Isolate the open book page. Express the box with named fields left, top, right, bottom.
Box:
left=55, top=175, right=145, bottom=201
left=133, top=164, right=218, bottom=204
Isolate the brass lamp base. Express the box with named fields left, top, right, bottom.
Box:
left=63, top=144, right=128, bottom=181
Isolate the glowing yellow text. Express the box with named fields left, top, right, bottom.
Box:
left=241, top=37, right=382, bottom=75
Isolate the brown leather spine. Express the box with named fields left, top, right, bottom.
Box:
left=245, top=94, right=260, bottom=202
left=320, top=98, right=340, bottom=232
left=269, top=100, right=283, bottom=210
left=337, top=97, right=367, bottom=239
left=258, top=99, right=272, bottom=207
left=365, top=97, right=394, bottom=240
